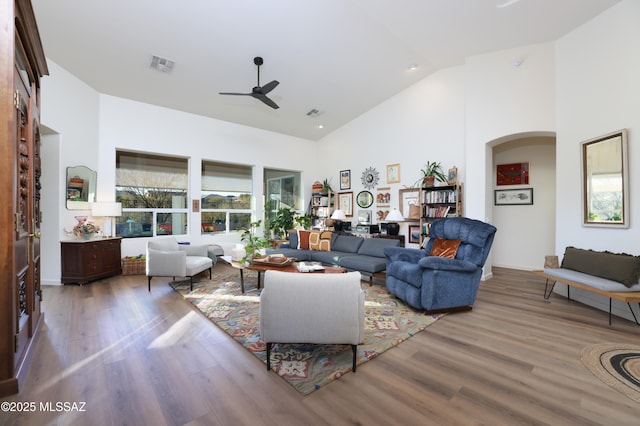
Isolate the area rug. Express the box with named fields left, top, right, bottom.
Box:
left=172, top=263, right=443, bottom=395
left=581, top=343, right=640, bottom=404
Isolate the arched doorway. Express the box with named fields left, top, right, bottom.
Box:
left=488, top=132, right=556, bottom=271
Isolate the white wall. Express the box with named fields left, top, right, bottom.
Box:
left=39, top=61, right=320, bottom=285
left=318, top=67, right=466, bottom=248
left=555, top=0, right=640, bottom=320
left=97, top=95, right=319, bottom=257
left=492, top=137, right=556, bottom=270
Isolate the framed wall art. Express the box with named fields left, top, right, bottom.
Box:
left=399, top=188, right=420, bottom=220
left=494, top=188, right=533, bottom=205
left=496, top=162, right=529, bottom=186
left=386, top=163, right=400, bottom=184
left=448, top=166, right=458, bottom=184
left=408, top=225, right=421, bottom=244
left=338, top=191, right=354, bottom=216
left=340, top=169, right=351, bottom=190
left=376, top=186, right=391, bottom=222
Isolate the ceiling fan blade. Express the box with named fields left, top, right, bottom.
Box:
left=258, top=80, right=279, bottom=95
left=253, top=94, right=279, bottom=109
left=219, top=58, right=280, bottom=108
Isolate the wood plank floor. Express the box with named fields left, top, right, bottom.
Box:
left=1, top=266, right=639, bottom=425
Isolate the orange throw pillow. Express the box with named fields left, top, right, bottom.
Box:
left=429, top=238, right=461, bottom=259
left=297, top=230, right=311, bottom=249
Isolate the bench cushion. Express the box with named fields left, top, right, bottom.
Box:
left=561, top=246, right=640, bottom=287
left=543, top=267, right=640, bottom=292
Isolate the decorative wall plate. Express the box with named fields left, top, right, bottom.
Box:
left=361, top=167, right=379, bottom=190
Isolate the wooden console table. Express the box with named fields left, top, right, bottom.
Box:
left=61, top=238, right=122, bottom=284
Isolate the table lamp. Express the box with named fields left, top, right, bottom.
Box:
left=91, top=202, right=122, bottom=238
left=385, top=208, right=404, bottom=236
left=330, top=209, right=348, bottom=232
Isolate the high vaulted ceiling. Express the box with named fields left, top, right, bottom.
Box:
left=32, top=0, right=620, bottom=141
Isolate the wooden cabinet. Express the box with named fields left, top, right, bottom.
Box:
left=61, top=238, right=123, bottom=284
left=420, top=184, right=463, bottom=244
left=310, top=191, right=334, bottom=229
left=1, top=0, right=48, bottom=397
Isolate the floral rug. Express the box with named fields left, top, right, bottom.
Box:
left=172, top=263, right=443, bottom=395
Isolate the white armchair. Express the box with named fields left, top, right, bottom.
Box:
left=259, top=270, right=365, bottom=372
left=146, top=237, right=213, bottom=291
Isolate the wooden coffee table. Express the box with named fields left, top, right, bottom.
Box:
left=229, top=260, right=346, bottom=293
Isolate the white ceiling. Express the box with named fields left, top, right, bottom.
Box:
left=32, top=0, right=620, bottom=141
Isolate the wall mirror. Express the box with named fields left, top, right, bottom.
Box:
left=581, top=129, right=629, bottom=228
left=356, top=190, right=373, bottom=208
left=66, top=166, right=97, bottom=210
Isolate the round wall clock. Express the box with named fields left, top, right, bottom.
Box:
left=356, top=191, right=374, bottom=208
left=361, top=167, right=379, bottom=190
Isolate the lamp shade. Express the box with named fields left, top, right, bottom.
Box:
left=91, top=202, right=122, bottom=217
left=331, top=209, right=347, bottom=221
left=385, top=208, right=404, bottom=222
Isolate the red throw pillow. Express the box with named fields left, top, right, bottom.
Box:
left=429, top=238, right=461, bottom=259
left=297, top=230, right=311, bottom=250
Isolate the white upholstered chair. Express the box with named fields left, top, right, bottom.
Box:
left=259, top=270, right=365, bottom=372
left=146, top=237, right=213, bottom=291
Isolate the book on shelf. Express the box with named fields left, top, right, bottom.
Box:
left=423, top=205, right=450, bottom=218
left=422, top=188, right=458, bottom=204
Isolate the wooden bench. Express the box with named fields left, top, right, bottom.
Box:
left=533, top=269, right=640, bottom=326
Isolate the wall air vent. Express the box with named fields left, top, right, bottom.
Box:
left=150, top=55, right=175, bottom=73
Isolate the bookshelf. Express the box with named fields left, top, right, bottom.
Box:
left=310, top=191, right=334, bottom=229
left=420, top=183, right=463, bottom=244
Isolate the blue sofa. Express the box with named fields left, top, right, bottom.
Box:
left=267, top=231, right=402, bottom=283
left=383, top=217, right=496, bottom=312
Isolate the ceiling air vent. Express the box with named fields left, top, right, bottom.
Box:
left=150, top=55, right=175, bottom=73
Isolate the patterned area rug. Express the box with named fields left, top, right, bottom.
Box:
left=172, top=262, right=443, bottom=395
left=581, top=343, right=640, bottom=404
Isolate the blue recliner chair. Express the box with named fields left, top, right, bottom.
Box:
left=383, top=217, right=496, bottom=313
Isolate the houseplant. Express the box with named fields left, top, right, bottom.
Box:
left=322, top=178, right=333, bottom=194
left=295, top=213, right=311, bottom=230
left=270, top=207, right=297, bottom=239
left=417, top=161, right=447, bottom=187
left=240, top=220, right=270, bottom=265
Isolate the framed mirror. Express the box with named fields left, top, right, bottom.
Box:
left=66, top=166, right=97, bottom=210
left=581, top=129, right=629, bottom=228
left=356, top=190, right=374, bottom=208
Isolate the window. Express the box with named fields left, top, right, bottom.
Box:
left=116, top=151, right=188, bottom=238
left=201, top=161, right=252, bottom=234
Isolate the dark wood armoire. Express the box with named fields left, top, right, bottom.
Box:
left=0, top=0, right=48, bottom=397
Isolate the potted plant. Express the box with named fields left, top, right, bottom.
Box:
left=417, top=161, right=447, bottom=187
left=240, top=220, right=270, bottom=265
left=270, top=207, right=297, bottom=239
left=295, top=213, right=311, bottom=230
left=322, top=178, right=333, bottom=194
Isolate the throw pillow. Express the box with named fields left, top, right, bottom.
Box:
left=308, top=231, right=321, bottom=250
left=319, top=231, right=332, bottom=251
left=297, top=230, right=311, bottom=250
left=429, top=238, right=461, bottom=259
left=561, top=246, right=640, bottom=287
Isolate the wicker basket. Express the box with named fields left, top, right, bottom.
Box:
left=122, top=257, right=146, bottom=275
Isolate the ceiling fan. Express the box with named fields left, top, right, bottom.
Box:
left=219, top=57, right=280, bottom=109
